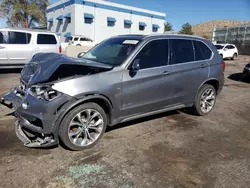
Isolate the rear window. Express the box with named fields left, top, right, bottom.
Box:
left=8, top=31, right=31, bottom=44
left=37, top=34, right=57, bottom=44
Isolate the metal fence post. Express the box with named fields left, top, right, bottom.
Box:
left=225, top=27, right=228, bottom=42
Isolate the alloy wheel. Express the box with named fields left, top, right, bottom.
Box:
left=68, top=109, right=104, bottom=147
left=200, top=88, right=216, bottom=114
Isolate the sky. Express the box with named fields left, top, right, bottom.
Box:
left=0, top=0, right=249, bottom=30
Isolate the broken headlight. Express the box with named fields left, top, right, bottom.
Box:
left=28, top=85, right=61, bottom=101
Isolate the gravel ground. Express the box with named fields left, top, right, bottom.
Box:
left=0, top=56, right=250, bottom=188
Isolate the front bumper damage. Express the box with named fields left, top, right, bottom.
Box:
left=0, top=86, right=72, bottom=148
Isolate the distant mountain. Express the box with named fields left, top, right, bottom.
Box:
left=192, top=20, right=250, bottom=39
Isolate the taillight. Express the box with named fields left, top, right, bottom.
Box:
left=221, top=61, right=225, bottom=71
left=59, top=46, right=62, bottom=53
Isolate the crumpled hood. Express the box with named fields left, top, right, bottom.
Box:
left=21, top=53, right=113, bottom=86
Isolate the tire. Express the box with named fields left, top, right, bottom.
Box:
left=59, top=103, right=107, bottom=151
left=192, top=84, right=217, bottom=116
left=231, top=53, right=237, bottom=60
left=76, top=44, right=81, bottom=47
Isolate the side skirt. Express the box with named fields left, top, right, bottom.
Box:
left=111, top=103, right=188, bottom=126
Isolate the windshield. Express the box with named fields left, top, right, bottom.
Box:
left=215, top=45, right=224, bottom=50
left=82, top=37, right=141, bottom=66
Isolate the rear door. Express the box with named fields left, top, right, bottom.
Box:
left=0, top=31, right=8, bottom=65
left=122, top=39, right=175, bottom=116
left=36, top=33, right=59, bottom=53
left=7, top=31, right=33, bottom=65
left=170, top=39, right=210, bottom=104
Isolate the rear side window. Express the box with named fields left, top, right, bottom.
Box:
left=171, top=39, right=194, bottom=64
left=37, top=34, right=57, bottom=44
left=8, top=31, right=31, bottom=44
left=135, top=39, right=169, bottom=69
left=193, top=41, right=212, bottom=61
left=80, top=38, right=87, bottom=41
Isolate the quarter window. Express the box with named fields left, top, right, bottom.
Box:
left=135, top=39, right=169, bottom=69
left=8, top=32, right=31, bottom=44
left=193, top=41, right=212, bottom=61
left=37, top=34, right=57, bottom=44
left=171, top=39, right=194, bottom=64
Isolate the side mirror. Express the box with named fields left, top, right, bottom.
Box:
left=131, top=59, right=140, bottom=71
left=224, top=48, right=228, bottom=51
left=77, top=52, right=85, bottom=58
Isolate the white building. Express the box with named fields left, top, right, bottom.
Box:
left=46, top=0, right=166, bottom=43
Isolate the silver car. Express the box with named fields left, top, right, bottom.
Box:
left=0, top=28, right=61, bottom=69
left=1, top=34, right=225, bottom=150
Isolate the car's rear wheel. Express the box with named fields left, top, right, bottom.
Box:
left=231, top=53, right=237, bottom=60
left=192, top=84, right=217, bottom=116
left=59, top=103, right=107, bottom=151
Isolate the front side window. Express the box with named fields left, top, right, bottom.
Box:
left=135, top=39, right=169, bottom=69
left=74, top=37, right=79, bottom=41
left=8, top=31, right=30, bottom=44
left=83, top=37, right=141, bottom=66
left=193, top=40, right=212, bottom=61
left=171, top=39, right=194, bottom=64
left=37, top=34, right=57, bottom=44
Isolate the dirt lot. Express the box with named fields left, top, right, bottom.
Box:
left=0, top=56, right=250, bottom=188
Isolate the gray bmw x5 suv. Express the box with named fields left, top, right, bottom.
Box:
left=1, top=34, right=225, bottom=150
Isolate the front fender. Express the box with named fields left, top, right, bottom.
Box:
left=52, top=94, right=113, bottom=136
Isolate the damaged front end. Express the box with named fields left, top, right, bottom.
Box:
left=0, top=53, right=113, bottom=148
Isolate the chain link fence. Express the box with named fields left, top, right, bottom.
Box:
left=212, top=25, right=250, bottom=55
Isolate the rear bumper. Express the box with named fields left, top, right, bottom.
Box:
left=218, top=73, right=225, bottom=94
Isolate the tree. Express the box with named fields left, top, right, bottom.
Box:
left=164, top=22, right=173, bottom=32
left=0, top=0, right=49, bottom=28
left=179, top=22, right=194, bottom=35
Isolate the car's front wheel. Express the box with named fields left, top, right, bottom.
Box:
left=59, top=103, right=107, bottom=150
left=192, top=84, right=217, bottom=116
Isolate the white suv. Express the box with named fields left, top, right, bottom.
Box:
left=215, top=44, right=238, bottom=60
left=0, top=28, right=61, bottom=69
left=69, top=36, right=95, bottom=47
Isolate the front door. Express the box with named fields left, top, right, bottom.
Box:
left=121, top=39, right=176, bottom=117
left=169, top=39, right=210, bottom=104
left=0, top=31, right=8, bottom=65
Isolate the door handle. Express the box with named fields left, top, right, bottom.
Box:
left=0, top=46, right=5, bottom=49
left=201, top=64, right=206, bottom=68
left=162, top=70, right=171, bottom=75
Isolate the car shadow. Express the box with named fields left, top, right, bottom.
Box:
left=228, top=73, right=250, bottom=83
left=0, top=68, right=22, bottom=74
left=106, top=110, right=180, bottom=132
